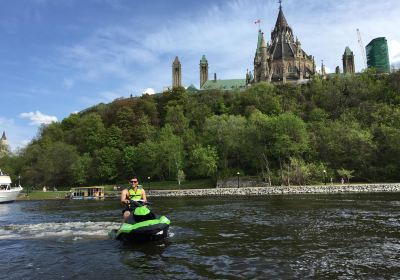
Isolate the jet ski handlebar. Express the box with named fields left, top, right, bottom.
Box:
left=128, top=200, right=151, bottom=207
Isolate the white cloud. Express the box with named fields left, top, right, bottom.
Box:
left=0, top=117, right=14, bottom=127
left=19, top=111, right=58, bottom=126
left=142, top=88, right=155, bottom=95
left=52, top=0, right=400, bottom=97
left=389, top=39, right=400, bottom=64
left=63, top=78, right=75, bottom=89
left=0, top=117, right=34, bottom=151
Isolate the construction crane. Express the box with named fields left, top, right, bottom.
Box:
left=357, top=28, right=367, bottom=69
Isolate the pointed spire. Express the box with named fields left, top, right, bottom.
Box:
left=172, top=56, right=182, bottom=88
left=274, top=2, right=289, bottom=30
left=200, top=55, right=209, bottom=88
left=344, top=46, right=353, bottom=56
left=256, top=29, right=263, bottom=54
left=260, top=33, right=267, bottom=48
left=1, top=131, right=6, bottom=140
left=173, top=56, right=180, bottom=65
left=200, top=55, right=208, bottom=65
left=271, top=1, right=292, bottom=42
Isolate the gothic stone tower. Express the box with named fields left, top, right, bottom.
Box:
left=172, top=56, right=182, bottom=88
left=0, top=131, right=9, bottom=158
left=1, top=131, right=7, bottom=147
left=343, top=46, right=355, bottom=74
left=254, top=31, right=271, bottom=83
left=200, top=55, right=209, bottom=88
left=253, top=3, right=315, bottom=84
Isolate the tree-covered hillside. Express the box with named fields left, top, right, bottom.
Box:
left=2, top=71, right=400, bottom=187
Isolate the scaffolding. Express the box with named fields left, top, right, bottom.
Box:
left=366, top=37, right=390, bottom=73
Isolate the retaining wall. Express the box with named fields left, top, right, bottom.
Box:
left=147, top=183, right=400, bottom=198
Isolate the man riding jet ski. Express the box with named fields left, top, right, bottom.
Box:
left=110, top=177, right=170, bottom=242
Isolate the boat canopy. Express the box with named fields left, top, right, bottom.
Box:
left=0, top=176, right=12, bottom=184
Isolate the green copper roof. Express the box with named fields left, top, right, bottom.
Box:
left=344, top=46, right=353, bottom=56
left=200, top=55, right=208, bottom=65
left=201, top=79, right=247, bottom=90
left=256, top=29, right=263, bottom=53
left=186, top=84, right=198, bottom=92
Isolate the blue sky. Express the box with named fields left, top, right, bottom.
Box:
left=1, top=0, right=400, bottom=151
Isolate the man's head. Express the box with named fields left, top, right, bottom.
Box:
left=129, top=177, right=139, bottom=187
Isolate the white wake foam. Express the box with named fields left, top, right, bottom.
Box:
left=0, top=221, right=120, bottom=240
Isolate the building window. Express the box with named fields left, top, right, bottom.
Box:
left=288, top=66, right=297, bottom=73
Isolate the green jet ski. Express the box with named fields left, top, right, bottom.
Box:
left=110, top=200, right=170, bottom=242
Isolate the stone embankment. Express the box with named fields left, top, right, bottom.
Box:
left=147, top=183, right=400, bottom=198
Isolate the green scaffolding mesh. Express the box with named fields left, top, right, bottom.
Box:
left=366, top=37, right=390, bottom=73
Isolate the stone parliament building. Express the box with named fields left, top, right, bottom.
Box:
left=171, top=3, right=355, bottom=91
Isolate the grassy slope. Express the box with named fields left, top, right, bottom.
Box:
left=18, top=178, right=215, bottom=200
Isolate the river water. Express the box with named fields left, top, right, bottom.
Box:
left=0, top=193, right=400, bottom=279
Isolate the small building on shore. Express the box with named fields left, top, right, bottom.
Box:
left=69, top=187, right=104, bottom=200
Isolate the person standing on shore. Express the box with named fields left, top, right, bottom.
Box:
left=120, top=177, right=147, bottom=221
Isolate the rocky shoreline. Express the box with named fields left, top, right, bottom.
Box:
left=147, top=183, right=400, bottom=197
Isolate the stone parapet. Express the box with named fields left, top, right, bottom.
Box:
left=147, top=184, right=400, bottom=198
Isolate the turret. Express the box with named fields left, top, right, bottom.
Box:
left=260, top=34, right=270, bottom=81
left=172, top=56, right=182, bottom=88
left=343, top=46, right=355, bottom=74
left=0, top=131, right=9, bottom=158
left=321, top=60, right=326, bottom=79
left=200, top=55, right=208, bottom=88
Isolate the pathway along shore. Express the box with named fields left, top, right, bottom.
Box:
left=147, top=183, right=400, bottom=198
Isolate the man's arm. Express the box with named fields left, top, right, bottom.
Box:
left=120, top=189, right=129, bottom=204
left=141, top=189, right=147, bottom=202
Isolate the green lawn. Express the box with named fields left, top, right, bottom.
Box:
left=18, top=178, right=215, bottom=200
left=113, top=178, right=215, bottom=191
left=19, top=190, right=69, bottom=200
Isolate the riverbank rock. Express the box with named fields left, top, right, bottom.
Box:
left=147, top=183, right=400, bottom=198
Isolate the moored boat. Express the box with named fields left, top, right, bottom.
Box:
left=0, top=170, right=23, bottom=203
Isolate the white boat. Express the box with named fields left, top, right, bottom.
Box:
left=0, top=170, right=23, bottom=203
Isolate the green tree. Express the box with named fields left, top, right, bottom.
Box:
left=204, top=114, right=247, bottom=176
left=268, top=113, right=309, bottom=184
left=135, top=140, right=162, bottom=178
left=122, top=146, right=137, bottom=177
left=133, top=114, right=157, bottom=144
left=115, top=106, right=135, bottom=144
left=158, top=125, right=184, bottom=179
left=36, top=142, right=80, bottom=187
left=92, top=147, right=121, bottom=182
left=71, top=153, right=91, bottom=186
left=311, top=119, right=375, bottom=179
left=165, top=105, right=189, bottom=135
left=189, top=145, right=218, bottom=177
left=177, top=169, right=185, bottom=186
left=103, top=125, right=125, bottom=149
left=75, top=113, right=106, bottom=153
left=337, top=168, right=355, bottom=183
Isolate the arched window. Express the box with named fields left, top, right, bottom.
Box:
left=288, top=65, right=297, bottom=73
